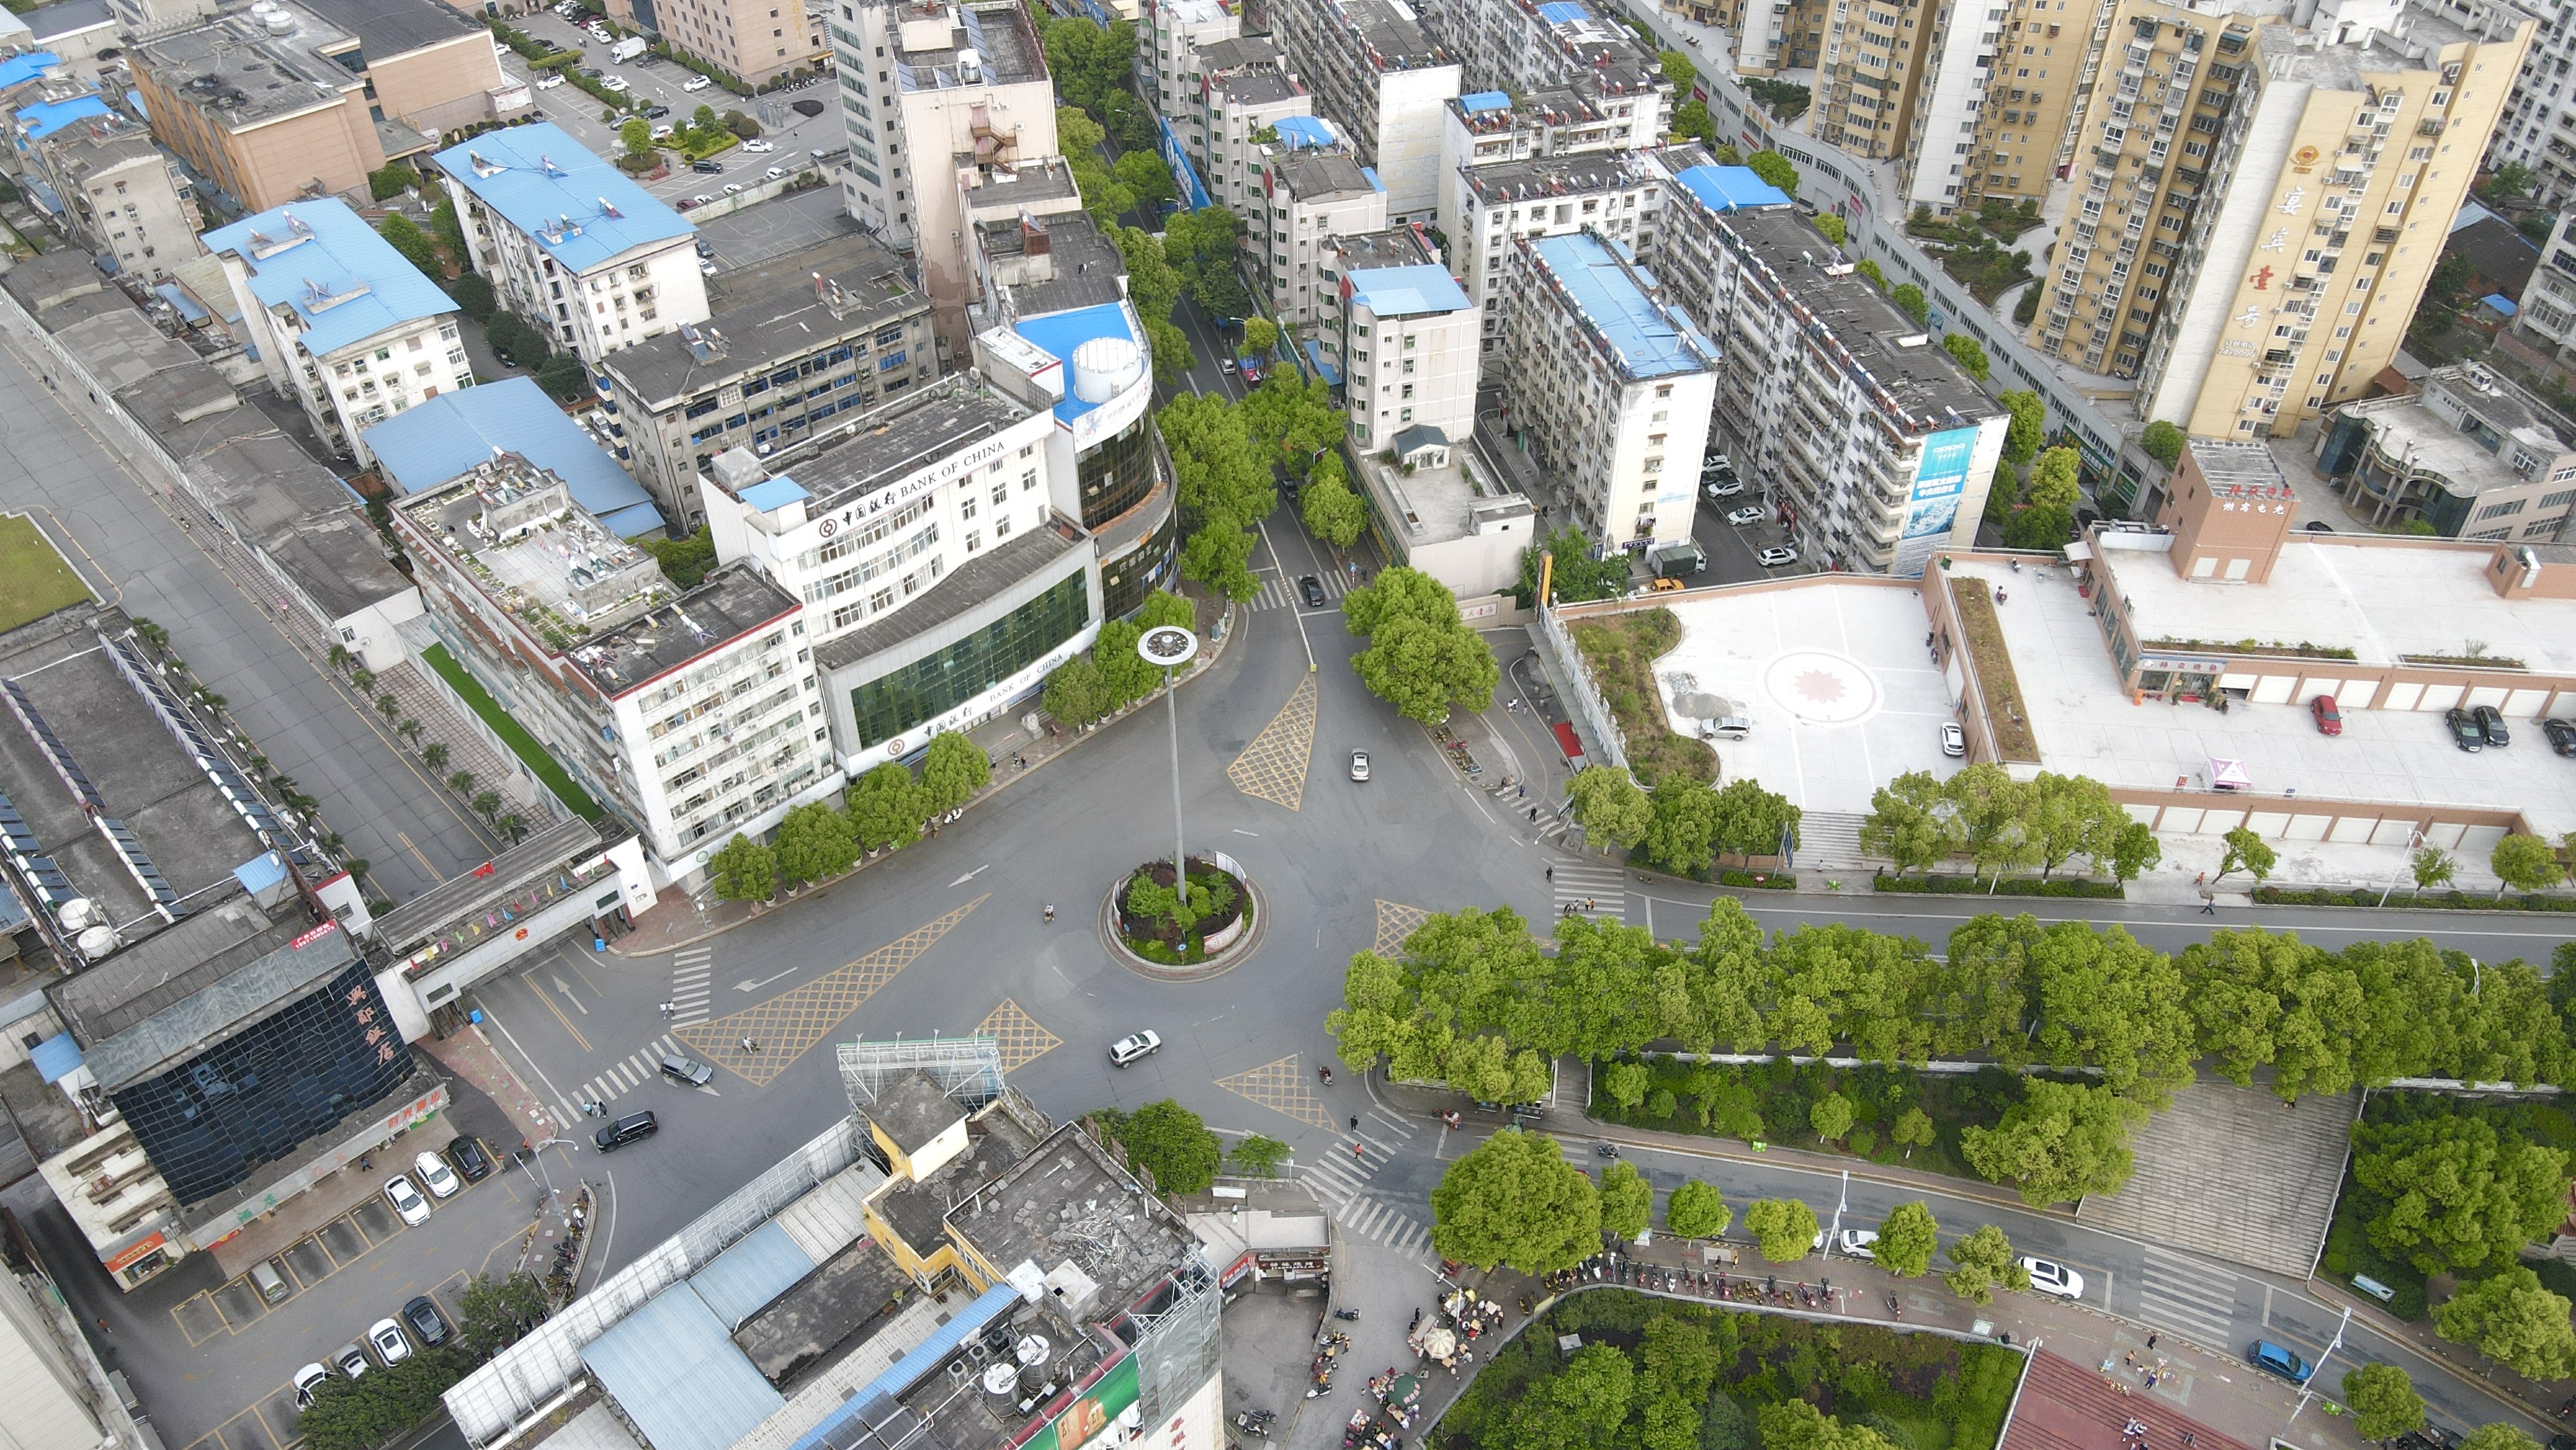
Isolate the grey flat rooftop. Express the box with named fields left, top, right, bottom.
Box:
left=370, top=816, right=612, bottom=952
left=49, top=896, right=297, bottom=1049
left=951, top=1124, right=1199, bottom=1313
left=814, top=522, right=1083, bottom=674
left=1327, top=225, right=1434, bottom=271
left=1362, top=455, right=1529, bottom=549
left=864, top=1072, right=965, bottom=1154
left=1213, top=63, right=1299, bottom=106
left=1462, top=150, right=1652, bottom=202
left=868, top=1110, right=1037, bottom=1252
left=603, top=233, right=923, bottom=408
left=775, top=379, right=1033, bottom=518
left=84, top=914, right=355, bottom=1091
left=2078, top=1075, right=2356, bottom=1281
left=2337, top=366, right=2575, bottom=500
left=575, top=564, right=800, bottom=699
left=889, top=0, right=1045, bottom=85
left=1721, top=207, right=2000, bottom=430
left=26, top=0, right=112, bottom=39
left=1279, top=150, right=1376, bottom=203
left=995, top=212, right=1126, bottom=317
left=734, top=1233, right=914, bottom=1386
left=1330, top=0, right=1453, bottom=70
left=294, top=0, right=487, bottom=59
left=1198, top=35, right=1279, bottom=68
left=960, top=158, right=1082, bottom=218
left=137, top=9, right=359, bottom=129
left=39, top=128, right=169, bottom=186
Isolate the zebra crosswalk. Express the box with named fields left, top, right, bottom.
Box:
left=1298, top=1106, right=1434, bottom=1260
left=561, top=1035, right=701, bottom=1123
left=2131, top=1244, right=2242, bottom=1349
left=1548, top=859, right=1628, bottom=923
left=668, top=947, right=713, bottom=1027
left=1248, top=566, right=1354, bottom=613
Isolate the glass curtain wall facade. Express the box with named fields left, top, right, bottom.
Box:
left=847, top=573, right=1092, bottom=745
left=1078, top=414, right=1158, bottom=529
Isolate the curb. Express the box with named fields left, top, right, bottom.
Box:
left=1098, top=868, right=1269, bottom=983
left=1583, top=1121, right=2057, bottom=1217
left=607, top=600, right=1245, bottom=958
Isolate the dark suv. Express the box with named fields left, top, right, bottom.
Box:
left=2470, top=704, right=2510, bottom=748
left=594, top=1110, right=658, bottom=1152
left=2545, top=717, right=2576, bottom=756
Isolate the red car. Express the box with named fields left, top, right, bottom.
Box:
left=2310, top=694, right=2342, bottom=735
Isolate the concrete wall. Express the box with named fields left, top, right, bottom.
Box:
left=366, top=32, right=511, bottom=128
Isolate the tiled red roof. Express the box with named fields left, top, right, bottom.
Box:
left=2001, top=1349, right=2257, bottom=1450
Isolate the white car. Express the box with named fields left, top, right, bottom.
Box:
left=368, top=1317, right=412, bottom=1366
left=1756, top=545, right=1798, bottom=568
left=1836, top=1229, right=1879, bottom=1259
left=1725, top=505, right=1764, bottom=526
left=1705, top=452, right=1732, bottom=473
left=723, top=182, right=744, bottom=193
left=1940, top=722, right=1967, bottom=757
left=683, top=73, right=713, bottom=91
left=293, top=1362, right=331, bottom=1408
left=1351, top=749, right=1370, bottom=782
left=741, top=139, right=775, bottom=152
left=1108, top=1030, right=1162, bottom=1067
left=414, top=1149, right=460, bottom=1199
left=692, top=193, right=713, bottom=205
left=2018, top=1256, right=2085, bottom=1300
left=600, top=74, right=628, bottom=91
left=765, top=165, right=785, bottom=179
left=1702, top=478, right=1743, bottom=500
left=535, top=72, right=564, bottom=88
left=383, top=1173, right=431, bottom=1226
left=701, top=259, right=719, bottom=276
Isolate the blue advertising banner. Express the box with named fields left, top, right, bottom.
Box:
left=1893, top=426, right=1980, bottom=576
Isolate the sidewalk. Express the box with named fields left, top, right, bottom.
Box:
left=417, top=1023, right=560, bottom=1152
left=608, top=591, right=1243, bottom=958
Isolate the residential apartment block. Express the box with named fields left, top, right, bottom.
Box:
left=1270, top=0, right=1460, bottom=221
left=2515, top=209, right=2576, bottom=356
left=394, top=454, right=831, bottom=875
left=1412, top=0, right=1669, bottom=140
left=650, top=0, right=823, bottom=86
left=2318, top=361, right=2576, bottom=538
left=433, top=122, right=711, bottom=365
left=1647, top=162, right=2010, bottom=575
left=1444, top=147, right=1665, bottom=361
left=602, top=233, right=939, bottom=526
left=203, top=199, right=470, bottom=468
left=1250, top=122, right=1388, bottom=325
left=22, top=119, right=200, bottom=281
left=1138, top=0, right=1247, bottom=167
left=1331, top=229, right=1481, bottom=453
left=1499, top=230, right=1717, bottom=553
left=1734, top=0, right=1830, bottom=73
left=1195, top=37, right=1314, bottom=217
left=1893, top=0, right=2114, bottom=215
left=2487, top=2, right=2576, bottom=204
left=830, top=0, right=1058, bottom=355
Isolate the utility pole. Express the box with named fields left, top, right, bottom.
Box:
left=1138, top=626, right=1200, bottom=899
left=2286, top=1306, right=2351, bottom=1427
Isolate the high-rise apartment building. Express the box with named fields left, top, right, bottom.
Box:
left=2487, top=5, right=2576, bottom=203
left=1137, top=0, right=1248, bottom=165
left=1412, top=0, right=1671, bottom=139
left=1197, top=38, right=1314, bottom=218
left=649, top=0, right=823, bottom=86
left=1315, top=225, right=1481, bottom=452
left=1270, top=0, right=1461, bottom=221
left=1250, top=123, right=1389, bottom=325
left=1737, top=0, right=1831, bottom=72
left=1646, top=158, right=2010, bottom=574
left=1499, top=230, right=1718, bottom=552
left=1444, top=147, right=1666, bottom=361
left=23, top=120, right=201, bottom=282
left=2032, top=0, right=2529, bottom=440
left=830, top=0, right=1058, bottom=356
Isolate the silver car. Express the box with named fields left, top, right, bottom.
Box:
left=1757, top=546, right=1798, bottom=567
left=1108, top=1030, right=1162, bottom=1067
left=1350, top=749, right=1370, bottom=782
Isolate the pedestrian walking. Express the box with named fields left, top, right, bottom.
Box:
left=659, top=1001, right=673, bottom=1017
left=1528, top=806, right=1539, bottom=822
left=1352, top=1142, right=1365, bottom=1162
left=2146, top=1334, right=2158, bottom=1350
left=1350, top=1116, right=1360, bottom=1130
left=2199, top=892, right=2216, bottom=915
left=1517, top=784, right=1527, bottom=799
left=1545, top=865, right=1554, bottom=882
left=742, top=1036, right=760, bottom=1054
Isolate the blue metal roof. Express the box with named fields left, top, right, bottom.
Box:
left=17, top=95, right=109, bottom=140
left=1459, top=90, right=1511, bottom=113
left=232, top=853, right=288, bottom=896
left=1536, top=2, right=1588, bottom=21
left=202, top=199, right=458, bottom=360
left=0, top=51, right=60, bottom=89
left=688, top=1220, right=816, bottom=1328
left=1302, top=339, right=1342, bottom=385
left=787, top=1284, right=1022, bottom=1450
left=1346, top=264, right=1470, bottom=318
left=583, top=1286, right=784, bottom=1450
left=1530, top=233, right=1717, bottom=381
left=0, top=986, right=46, bottom=1031
left=30, top=1032, right=83, bottom=1084
left=1272, top=116, right=1337, bottom=150
left=361, top=377, right=665, bottom=535
left=1672, top=165, right=1793, bottom=214
left=154, top=282, right=210, bottom=325
left=433, top=122, right=695, bottom=276
left=1015, top=301, right=1139, bottom=424
left=738, top=477, right=811, bottom=514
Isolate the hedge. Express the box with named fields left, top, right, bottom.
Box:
left=421, top=644, right=604, bottom=821
left=2253, top=885, right=2576, bottom=912
left=1873, top=874, right=2124, bottom=899
left=1717, top=868, right=1795, bottom=890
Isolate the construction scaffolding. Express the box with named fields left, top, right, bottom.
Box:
left=837, top=1035, right=1007, bottom=1112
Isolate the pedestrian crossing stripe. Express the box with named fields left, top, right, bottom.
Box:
left=2134, top=1247, right=2240, bottom=1346
left=1550, top=859, right=1629, bottom=923
left=1248, top=568, right=1354, bottom=613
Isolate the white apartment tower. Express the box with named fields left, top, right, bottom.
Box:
left=1444, top=143, right=1667, bottom=364
left=1328, top=227, right=1482, bottom=452
left=1198, top=38, right=1315, bottom=219
left=1252, top=124, right=1390, bottom=324
left=1138, top=0, right=1248, bottom=168
left=1270, top=0, right=1462, bottom=222
left=1410, top=0, right=1671, bottom=141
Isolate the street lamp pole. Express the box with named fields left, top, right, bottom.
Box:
left=2285, top=1305, right=2350, bottom=1426
left=1139, top=626, right=1201, bottom=901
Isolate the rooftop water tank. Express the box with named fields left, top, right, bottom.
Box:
left=1070, top=335, right=1143, bottom=406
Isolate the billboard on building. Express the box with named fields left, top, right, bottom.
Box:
left=1020, top=1354, right=1141, bottom=1450
left=1893, top=427, right=1980, bottom=577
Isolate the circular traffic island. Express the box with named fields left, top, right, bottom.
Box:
left=1105, top=855, right=1263, bottom=980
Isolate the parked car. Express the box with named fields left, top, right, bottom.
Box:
left=2020, top=1257, right=2085, bottom=1299
left=1350, top=750, right=1370, bottom=782
left=1108, top=1030, right=1162, bottom=1067
left=651, top=122, right=674, bottom=140
left=599, top=74, right=627, bottom=91
left=2545, top=717, right=2576, bottom=756
left=1299, top=574, right=1326, bottom=606
left=402, top=1295, right=451, bottom=1348
left=383, top=1174, right=431, bottom=1226
left=1940, top=722, right=1967, bottom=757
left=1725, top=505, right=1764, bottom=526
left=413, top=1149, right=460, bottom=1199
left=723, top=182, right=744, bottom=194
left=692, top=193, right=713, bottom=205
left=1835, top=1229, right=1878, bottom=1259
left=593, top=1110, right=658, bottom=1152
left=2444, top=707, right=2484, bottom=751
left=765, top=165, right=785, bottom=179
left=1702, top=479, right=1744, bottom=500
left=2471, top=703, right=2510, bottom=747
left=1756, top=546, right=1798, bottom=567
left=2309, top=694, right=2341, bottom=735
left=1705, top=452, right=1733, bottom=472
left=294, top=1362, right=331, bottom=1407
left=2248, top=1340, right=2313, bottom=1384
left=642, top=103, right=670, bottom=118
left=742, top=139, right=775, bottom=152
left=448, top=1137, right=493, bottom=1183
left=367, top=1317, right=411, bottom=1366
left=683, top=73, right=713, bottom=91
left=535, top=72, right=564, bottom=88
left=701, top=258, right=719, bottom=275
left=333, top=1341, right=370, bottom=1378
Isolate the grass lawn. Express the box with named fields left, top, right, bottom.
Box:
left=1951, top=578, right=2037, bottom=761
left=421, top=643, right=605, bottom=821
left=0, top=514, right=93, bottom=632
left=1568, top=607, right=1716, bottom=786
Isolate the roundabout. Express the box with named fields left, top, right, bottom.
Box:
left=1100, top=852, right=1268, bottom=981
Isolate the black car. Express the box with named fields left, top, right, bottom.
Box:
left=792, top=98, right=827, bottom=117
left=643, top=103, right=670, bottom=119
left=2471, top=703, right=2510, bottom=748
left=447, top=1136, right=493, bottom=1183
left=2545, top=717, right=2576, bottom=756
left=2444, top=707, right=2484, bottom=751
left=1299, top=574, right=1326, bottom=607
left=402, top=1295, right=451, bottom=1348
left=692, top=159, right=725, bottom=174
left=594, top=1109, right=658, bottom=1152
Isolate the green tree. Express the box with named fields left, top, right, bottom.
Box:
left=848, top=760, right=931, bottom=853
left=1240, top=372, right=1344, bottom=474
left=1809, top=1092, right=1855, bottom=1143
left=2023, top=772, right=2125, bottom=878
left=1860, top=770, right=1959, bottom=875
left=1302, top=468, right=1367, bottom=548
left=1092, top=1099, right=1222, bottom=1196
left=1856, top=258, right=1885, bottom=288
left=1599, top=1159, right=1653, bottom=1240
left=1756, top=1401, right=1897, bottom=1450
left=1659, top=48, right=1696, bottom=90
left=367, top=165, right=414, bottom=201
left=1229, top=1134, right=1290, bottom=1177
left=919, top=730, right=991, bottom=816
left=456, top=1270, right=549, bottom=1353
left=1342, top=567, right=1499, bottom=723
left=1665, top=1179, right=1731, bottom=1239
left=1941, top=1223, right=2029, bottom=1304
left=378, top=213, right=442, bottom=276
left=1889, top=282, right=1928, bottom=327
left=2003, top=501, right=2073, bottom=551
left=1094, top=619, right=1160, bottom=708
left=1745, top=149, right=1800, bottom=196
left=1947, top=763, right=2032, bottom=886
left=1815, top=212, right=1847, bottom=246
left=2107, top=820, right=2162, bottom=883
left=1523, top=525, right=1632, bottom=602
left=2352, top=1112, right=2571, bottom=1273
left=1743, top=1197, right=1820, bottom=1262
left=2025, top=449, right=2080, bottom=509
left=421, top=742, right=450, bottom=773
left=1642, top=776, right=1721, bottom=875
left=1112, top=148, right=1175, bottom=209
left=2215, top=825, right=2277, bottom=884
left=2411, top=844, right=2457, bottom=895
left=1961, top=1078, right=2137, bottom=1205
left=620, top=116, right=655, bottom=156
left=447, top=270, right=495, bottom=322
left=1874, top=1201, right=1939, bottom=1277
left=535, top=350, right=590, bottom=403
left=1429, top=1128, right=1604, bottom=1274
left=1567, top=765, right=1653, bottom=851
left=1112, top=225, right=1179, bottom=319
left=2457, top=1429, right=2542, bottom=1450
left=2491, top=832, right=2562, bottom=895
left=1997, top=390, right=2045, bottom=467
left=1043, top=656, right=1109, bottom=727
left=1943, top=332, right=1991, bottom=382
left=1601, top=1060, right=1651, bottom=1109
left=1181, top=520, right=1261, bottom=601
left=707, top=832, right=777, bottom=902
left=2340, top=1364, right=2426, bottom=1443
left=2434, top=1266, right=2576, bottom=1381
left=639, top=526, right=716, bottom=588
left=1890, top=1107, right=1936, bottom=1156
left=771, top=801, right=857, bottom=886
left=2138, top=420, right=2186, bottom=468
left=1710, top=777, right=1801, bottom=860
